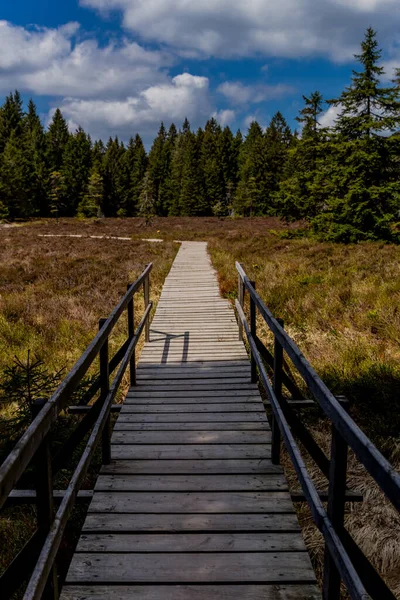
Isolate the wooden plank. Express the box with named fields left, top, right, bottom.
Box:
left=110, top=430, right=271, bottom=444
left=111, top=444, right=271, bottom=460
left=123, top=398, right=263, bottom=405
left=126, top=389, right=259, bottom=397
left=88, top=491, right=291, bottom=513
left=76, top=532, right=303, bottom=552
left=117, top=413, right=268, bottom=422
left=137, top=361, right=250, bottom=369
left=82, top=512, right=300, bottom=533
left=65, top=552, right=316, bottom=583
left=61, top=583, right=321, bottom=600
left=114, top=422, right=270, bottom=431
left=95, top=474, right=287, bottom=492
left=100, top=459, right=281, bottom=475
left=120, top=403, right=265, bottom=413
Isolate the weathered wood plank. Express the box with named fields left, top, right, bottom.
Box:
left=95, top=474, right=287, bottom=492
left=66, top=552, right=316, bottom=583
left=61, top=584, right=321, bottom=600
left=120, top=403, right=265, bottom=413
left=76, top=532, right=303, bottom=552
left=111, top=444, right=271, bottom=460
left=114, top=422, right=270, bottom=431
left=110, top=430, right=271, bottom=444
left=100, top=459, right=281, bottom=475
left=82, top=512, right=300, bottom=533
left=117, top=413, right=268, bottom=422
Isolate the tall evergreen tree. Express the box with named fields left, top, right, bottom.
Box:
left=61, top=127, right=92, bottom=215
left=0, top=132, right=36, bottom=219
left=46, top=109, right=70, bottom=171
left=102, top=137, right=126, bottom=216
left=0, top=91, right=24, bottom=152
left=313, top=28, right=400, bottom=241
left=201, top=118, right=225, bottom=215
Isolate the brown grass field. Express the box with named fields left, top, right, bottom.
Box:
left=0, top=217, right=399, bottom=597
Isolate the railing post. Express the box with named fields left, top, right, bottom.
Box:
left=99, top=318, right=111, bottom=465
left=143, top=269, right=150, bottom=343
left=127, top=283, right=136, bottom=386
left=249, top=281, right=257, bottom=383
left=31, top=399, right=58, bottom=600
left=272, top=318, right=284, bottom=465
left=238, top=270, right=244, bottom=341
left=323, top=423, right=349, bottom=600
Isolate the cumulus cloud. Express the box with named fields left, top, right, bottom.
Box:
left=218, top=81, right=295, bottom=105
left=57, top=73, right=212, bottom=140
left=319, top=104, right=342, bottom=128
left=0, top=20, right=172, bottom=98
left=212, top=109, right=236, bottom=126
left=80, top=0, right=399, bottom=61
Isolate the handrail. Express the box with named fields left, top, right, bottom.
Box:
left=0, top=263, right=153, bottom=599
left=236, top=262, right=400, bottom=600
left=0, top=263, right=152, bottom=509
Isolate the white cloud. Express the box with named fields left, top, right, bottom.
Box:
left=212, top=109, right=236, bottom=126
left=218, top=81, right=295, bottom=105
left=80, top=0, right=399, bottom=62
left=319, top=104, right=342, bottom=128
left=0, top=20, right=172, bottom=98
left=57, top=73, right=212, bottom=140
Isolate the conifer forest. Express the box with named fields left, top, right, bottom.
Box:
left=1, top=28, right=400, bottom=242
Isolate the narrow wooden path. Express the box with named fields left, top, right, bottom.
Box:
left=62, top=242, right=320, bottom=600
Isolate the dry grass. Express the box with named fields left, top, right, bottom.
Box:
left=0, top=220, right=179, bottom=584
left=1, top=217, right=399, bottom=597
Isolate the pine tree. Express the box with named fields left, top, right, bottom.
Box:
left=49, top=171, right=65, bottom=223
left=278, top=93, right=326, bottom=219
left=77, top=170, right=103, bottom=218
left=201, top=118, right=225, bottom=215
left=329, top=27, right=399, bottom=138
left=161, top=123, right=178, bottom=215
left=23, top=100, right=48, bottom=216
left=102, top=137, right=126, bottom=216
left=235, top=121, right=264, bottom=215
left=147, top=123, right=169, bottom=215
left=46, top=108, right=70, bottom=172
left=0, top=91, right=24, bottom=153
left=313, top=28, right=400, bottom=241
left=61, top=127, right=92, bottom=215
left=180, top=130, right=204, bottom=216
left=0, top=132, right=36, bottom=219
left=138, top=171, right=156, bottom=225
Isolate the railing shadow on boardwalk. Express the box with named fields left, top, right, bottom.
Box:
left=149, top=329, right=190, bottom=363
left=235, top=262, right=400, bottom=600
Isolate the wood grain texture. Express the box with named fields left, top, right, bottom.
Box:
left=65, top=552, right=316, bottom=583
left=61, top=584, right=321, bottom=600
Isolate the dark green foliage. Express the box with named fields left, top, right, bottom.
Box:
left=62, top=127, right=92, bottom=215
left=0, top=351, right=64, bottom=426
left=47, top=108, right=70, bottom=171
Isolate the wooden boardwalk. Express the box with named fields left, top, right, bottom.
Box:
left=61, top=242, right=320, bottom=600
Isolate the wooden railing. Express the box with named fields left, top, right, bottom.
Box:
left=0, top=264, right=153, bottom=600
left=236, top=262, right=400, bottom=600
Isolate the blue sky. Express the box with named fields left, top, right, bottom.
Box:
left=1, top=0, right=399, bottom=145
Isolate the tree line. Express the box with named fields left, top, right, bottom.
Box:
left=0, top=28, right=399, bottom=241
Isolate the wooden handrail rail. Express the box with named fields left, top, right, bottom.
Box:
left=0, top=263, right=152, bottom=510
left=0, top=264, right=153, bottom=599
left=235, top=263, right=400, bottom=600
left=236, top=262, right=400, bottom=512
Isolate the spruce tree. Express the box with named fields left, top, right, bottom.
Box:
left=0, top=91, right=24, bottom=153
left=102, top=137, right=126, bottom=216
left=138, top=171, right=156, bottom=225
left=235, top=121, right=264, bottom=215
left=49, top=171, right=65, bottom=223
left=278, top=93, right=325, bottom=219
left=313, top=28, right=400, bottom=241
left=201, top=118, right=225, bottom=215
left=61, top=127, right=92, bottom=215
left=46, top=108, right=70, bottom=172
left=147, top=123, right=168, bottom=215
left=0, top=132, right=36, bottom=219
left=77, top=170, right=103, bottom=218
